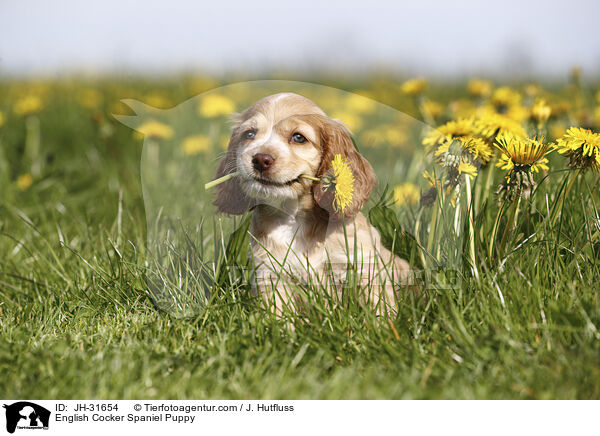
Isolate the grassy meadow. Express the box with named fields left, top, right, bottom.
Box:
left=0, top=73, right=599, bottom=399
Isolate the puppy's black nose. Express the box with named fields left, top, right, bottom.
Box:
left=252, top=153, right=274, bottom=172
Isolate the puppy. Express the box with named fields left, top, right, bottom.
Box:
left=213, top=93, right=410, bottom=314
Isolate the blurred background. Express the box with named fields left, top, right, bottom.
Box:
left=2, top=0, right=600, bottom=79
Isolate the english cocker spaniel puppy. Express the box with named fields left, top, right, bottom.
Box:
left=213, top=93, right=410, bottom=314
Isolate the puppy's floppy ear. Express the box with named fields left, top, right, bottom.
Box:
left=213, top=127, right=252, bottom=214
left=312, top=117, right=376, bottom=221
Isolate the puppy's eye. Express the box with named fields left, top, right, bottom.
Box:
left=242, top=129, right=256, bottom=140
left=291, top=133, right=307, bottom=144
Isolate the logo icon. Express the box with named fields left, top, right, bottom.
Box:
left=3, top=402, right=50, bottom=434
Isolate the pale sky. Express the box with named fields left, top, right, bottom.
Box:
left=1, top=0, right=599, bottom=78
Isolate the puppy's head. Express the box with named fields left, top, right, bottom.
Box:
left=213, top=92, right=376, bottom=220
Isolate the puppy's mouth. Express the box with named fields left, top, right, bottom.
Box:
left=251, top=175, right=301, bottom=187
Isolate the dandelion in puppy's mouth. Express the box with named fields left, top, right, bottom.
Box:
left=204, top=154, right=355, bottom=213
left=321, top=154, right=355, bottom=213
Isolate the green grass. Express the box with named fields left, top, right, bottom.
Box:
left=1, top=77, right=599, bottom=399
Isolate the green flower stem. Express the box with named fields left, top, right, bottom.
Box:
left=453, top=188, right=461, bottom=234
left=298, top=174, right=321, bottom=182
left=204, top=172, right=240, bottom=190
left=512, top=195, right=522, bottom=233
left=498, top=189, right=522, bottom=258
left=550, top=169, right=580, bottom=227
left=205, top=173, right=321, bottom=190
left=413, top=208, right=428, bottom=270
left=426, top=196, right=439, bottom=256
left=488, top=201, right=508, bottom=261
left=465, top=175, right=479, bottom=278
left=340, top=212, right=356, bottom=292
left=481, top=155, right=497, bottom=209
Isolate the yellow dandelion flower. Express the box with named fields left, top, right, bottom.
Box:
left=181, top=134, right=211, bottom=155
left=495, top=132, right=552, bottom=201
left=504, top=104, right=529, bottom=122
left=327, top=154, right=355, bottom=213
left=135, top=119, right=174, bottom=140
left=400, top=78, right=427, bottom=96
left=393, top=183, right=420, bottom=207
left=467, top=79, right=492, bottom=98
left=198, top=94, right=236, bottom=118
left=423, top=118, right=478, bottom=151
left=491, top=86, right=521, bottom=109
left=331, top=111, right=362, bottom=131
left=458, top=161, right=478, bottom=178
left=433, top=140, right=450, bottom=158
left=435, top=118, right=477, bottom=138
left=345, top=93, right=376, bottom=114
left=460, top=136, right=494, bottom=164
left=496, top=153, right=549, bottom=173
left=495, top=132, right=552, bottom=173
left=15, top=173, right=33, bottom=191
left=556, top=127, right=600, bottom=172
left=474, top=112, right=527, bottom=140
left=422, top=100, right=445, bottom=119
left=14, top=95, right=44, bottom=117
left=425, top=117, right=503, bottom=165
left=430, top=137, right=481, bottom=187
left=556, top=127, right=599, bottom=154
left=531, top=98, right=551, bottom=125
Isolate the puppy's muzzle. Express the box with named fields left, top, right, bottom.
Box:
left=252, top=153, right=275, bottom=173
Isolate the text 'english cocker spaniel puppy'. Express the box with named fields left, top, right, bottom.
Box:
left=213, top=93, right=410, bottom=315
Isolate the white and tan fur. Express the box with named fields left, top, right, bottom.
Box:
left=214, top=93, right=409, bottom=314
